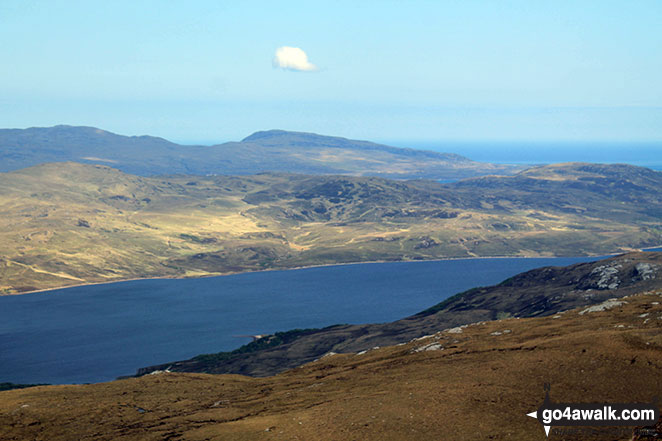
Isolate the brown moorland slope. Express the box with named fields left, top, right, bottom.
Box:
left=1, top=290, right=660, bottom=440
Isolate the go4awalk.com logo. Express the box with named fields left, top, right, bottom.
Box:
left=527, top=384, right=660, bottom=437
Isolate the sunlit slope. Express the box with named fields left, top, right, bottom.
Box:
left=2, top=289, right=660, bottom=440
left=1, top=162, right=661, bottom=294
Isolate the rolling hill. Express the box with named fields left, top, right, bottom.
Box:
left=0, top=162, right=660, bottom=294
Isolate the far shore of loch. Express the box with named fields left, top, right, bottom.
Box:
left=8, top=245, right=661, bottom=297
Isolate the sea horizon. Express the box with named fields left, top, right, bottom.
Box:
left=385, top=140, right=662, bottom=170
left=170, top=134, right=662, bottom=170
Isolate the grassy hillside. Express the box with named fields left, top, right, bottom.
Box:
left=2, top=288, right=660, bottom=440
left=0, top=162, right=660, bottom=294
left=0, top=125, right=519, bottom=179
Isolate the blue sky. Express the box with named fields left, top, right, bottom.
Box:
left=1, top=0, right=661, bottom=144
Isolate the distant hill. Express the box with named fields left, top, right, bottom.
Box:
left=0, top=125, right=182, bottom=174
left=1, top=161, right=660, bottom=294
left=0, top=125, right=519, bottom=179
left=241, top=129, right=467, bottom=160
left=135, top=252, right=662, bottom=377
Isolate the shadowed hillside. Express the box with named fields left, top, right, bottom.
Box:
left=136, top=252, right=662, bottom=377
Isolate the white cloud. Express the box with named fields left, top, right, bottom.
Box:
left=273, top=46, right=318, bottom=72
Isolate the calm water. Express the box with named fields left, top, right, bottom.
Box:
left=0, top=257, right=604, bottom=385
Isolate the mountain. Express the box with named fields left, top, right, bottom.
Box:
left=136, top=251, right=662, bottom=377
left=1, top=162, right=661, bottom=294
left=2, top=263, right=660, bottom=440
left=0, top=125, right=519, bottom=179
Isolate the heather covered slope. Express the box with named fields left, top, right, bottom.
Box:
left=2, top=288, right=660, bottom=440
left=448, top=162, right=662, bottom=222
left=0, top=125, right=518, bottom=179
left=1, top=162, right=661, bottom=294
left=137, top=252, right=662, bottom=377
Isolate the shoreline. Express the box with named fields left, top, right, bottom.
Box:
left=7, top=246, right=657, bottom=297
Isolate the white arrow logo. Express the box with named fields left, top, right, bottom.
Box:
left=527, top=411, right=551, bottom=437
